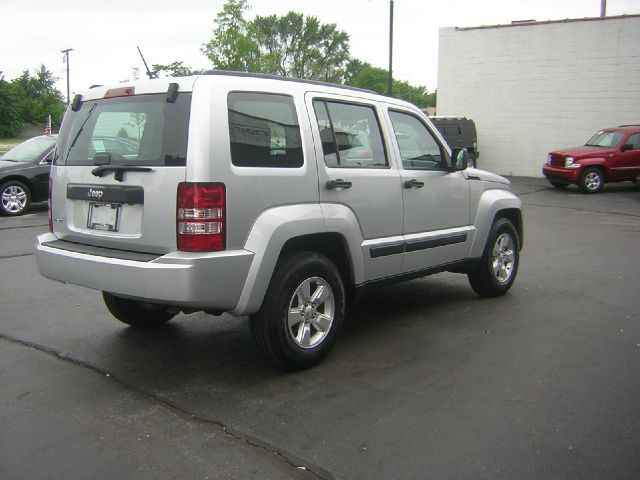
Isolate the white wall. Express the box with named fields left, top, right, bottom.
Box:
left=437, top=16, right=640, bottom=177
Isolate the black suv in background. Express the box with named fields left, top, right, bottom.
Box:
left=430, top=117, right=478, bottom=168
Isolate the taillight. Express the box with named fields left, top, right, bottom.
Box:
left=177, top=183, right=225, bottom=252
left=48, top=177, right=53, bottom=232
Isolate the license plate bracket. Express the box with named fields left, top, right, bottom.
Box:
left=88, top=202, right=121, bottom=232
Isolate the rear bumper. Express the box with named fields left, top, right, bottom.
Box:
left=542, top=165, right=581, bottom=183
left=35, top=233, right=254, bottom=311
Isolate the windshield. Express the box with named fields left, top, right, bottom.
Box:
left=1, top=136, right=56, bottom=162
left=56, top=93, right=191, bottom=167
left=585, top=131, right=624, bottom=148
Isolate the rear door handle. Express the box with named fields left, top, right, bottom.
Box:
left=326, top=179, right=353, bottom=190
left=404, top=179, right=424, bottom=188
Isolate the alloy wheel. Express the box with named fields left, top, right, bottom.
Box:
left=2, top=185, right=28, bottom=214
left=492, top=233, right=516, bottom=284
left=287, top=277, right=335, bottom=349
left=584, top=171, right=602, bottom=192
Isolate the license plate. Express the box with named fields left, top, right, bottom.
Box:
left=88, top=202, right=120, bottom=232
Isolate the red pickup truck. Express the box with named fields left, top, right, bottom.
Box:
left=543, top=125, right=640, bottom=193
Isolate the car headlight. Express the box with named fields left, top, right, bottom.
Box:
left=547, top=154, right=552, bottom=165
left=564, top=157, right=580, bottom=168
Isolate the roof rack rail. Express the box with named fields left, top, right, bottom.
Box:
left=618, top=124, right=640, bottom=127
left=202, top=70, right=377, bottom=95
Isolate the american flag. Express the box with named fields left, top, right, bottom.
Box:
left=44, top=115, right=51, bottom=136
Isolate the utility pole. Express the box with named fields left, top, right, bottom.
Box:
left=600, top=0, right=607, bottom=17
left=387, top=0, right=394, bottom=97
left=61, top=48, right=74, bottom=106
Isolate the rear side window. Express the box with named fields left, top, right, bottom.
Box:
left=624, top=133, right=640, bottom=150
left=228, top=93, right=303, bottom=168
left=444, top=124, right=462, bottom=138
left=56, top=93, right=191, bottom=167
left=313, top=100, right=388, bottom=168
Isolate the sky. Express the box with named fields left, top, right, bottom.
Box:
left=2, top=0, right=639, bottom=101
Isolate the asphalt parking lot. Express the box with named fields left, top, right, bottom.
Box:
left=1, top=177, right=639, bottom=480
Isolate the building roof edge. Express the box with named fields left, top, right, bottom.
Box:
left=453, top=14, right=640, bottom=32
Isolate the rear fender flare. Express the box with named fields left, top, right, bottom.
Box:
left=230, top=203, right=364, bottom=315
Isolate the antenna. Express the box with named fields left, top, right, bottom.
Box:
left=137, top=46, right=155, bottom=79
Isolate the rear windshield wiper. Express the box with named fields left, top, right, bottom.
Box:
left=91, top=165, right=153, bottom=182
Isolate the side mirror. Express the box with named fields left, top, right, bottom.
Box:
left=621, top=143, right=634, bottom=152
left=451, top=148, right=469, bottom=171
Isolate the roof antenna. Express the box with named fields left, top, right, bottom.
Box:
left=137, top=46, right=156, bottom=79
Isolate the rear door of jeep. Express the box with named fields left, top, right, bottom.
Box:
left=50, top=84, right=192, bottom=255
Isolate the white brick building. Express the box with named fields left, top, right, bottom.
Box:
left=437, top=15, right=640, bottom=177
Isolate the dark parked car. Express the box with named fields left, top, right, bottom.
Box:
left=0, top=135, right=57, bottom=216
left=543, top=125, right=640, bottom=193
left=430, top=117, right=479, bottom=168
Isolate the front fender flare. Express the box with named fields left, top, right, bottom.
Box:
left=470, top=189, right=522, bottom=258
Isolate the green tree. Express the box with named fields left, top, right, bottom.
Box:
left=196, top=2, right=435, bottom=106
left=392, top=80, right=436, bottom=108
left=0, top=66, right=65, bottom=136
left=201, top=0, right=258, bottom=71
left=12, top=65, right=65, bottom=128
left=201, top=1, right=350, bottom=82
left=0, top=78, right=23, bottom=137
left=150, top=61, right=203, bottom=78
left=250, top=12, right=350, bottom=82
left=345, top=60, right=436, bottom=108
left=344, top=60, right=388, bottom=93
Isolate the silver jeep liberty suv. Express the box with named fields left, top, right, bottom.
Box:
left=36, top=72, right=522, bottom=370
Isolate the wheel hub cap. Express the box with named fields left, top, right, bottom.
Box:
left=2, top=186, right=27, bottom=213
left=288, top=277, right=334, bottom=349
left=492, top=233, right=516, bottom=284
left=586, top=173, right=601, bottom=190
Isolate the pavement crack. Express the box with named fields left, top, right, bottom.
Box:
left=515, top=187, right=550, bottom=196
left=0, top=253, right=34, bottom=260
left=0, top=223, right=48, bottom=231
left=0, top=332, right=334, bottom=480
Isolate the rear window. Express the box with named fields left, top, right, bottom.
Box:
left=55, top=93, right=191, bottom=167
left=228, top=92, right=303, bottom=168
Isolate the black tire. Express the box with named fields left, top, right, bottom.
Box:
left=549, top=181, right=568, bottom=189
left=1, top=180, right=31, bottom=216
left=468, top=218, right=520, bottom=297
left=102, top=292, right=175, bottom=328
left=250, top=251, right=345, bottom=370
left=578, top=167, right=604, bottom=194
